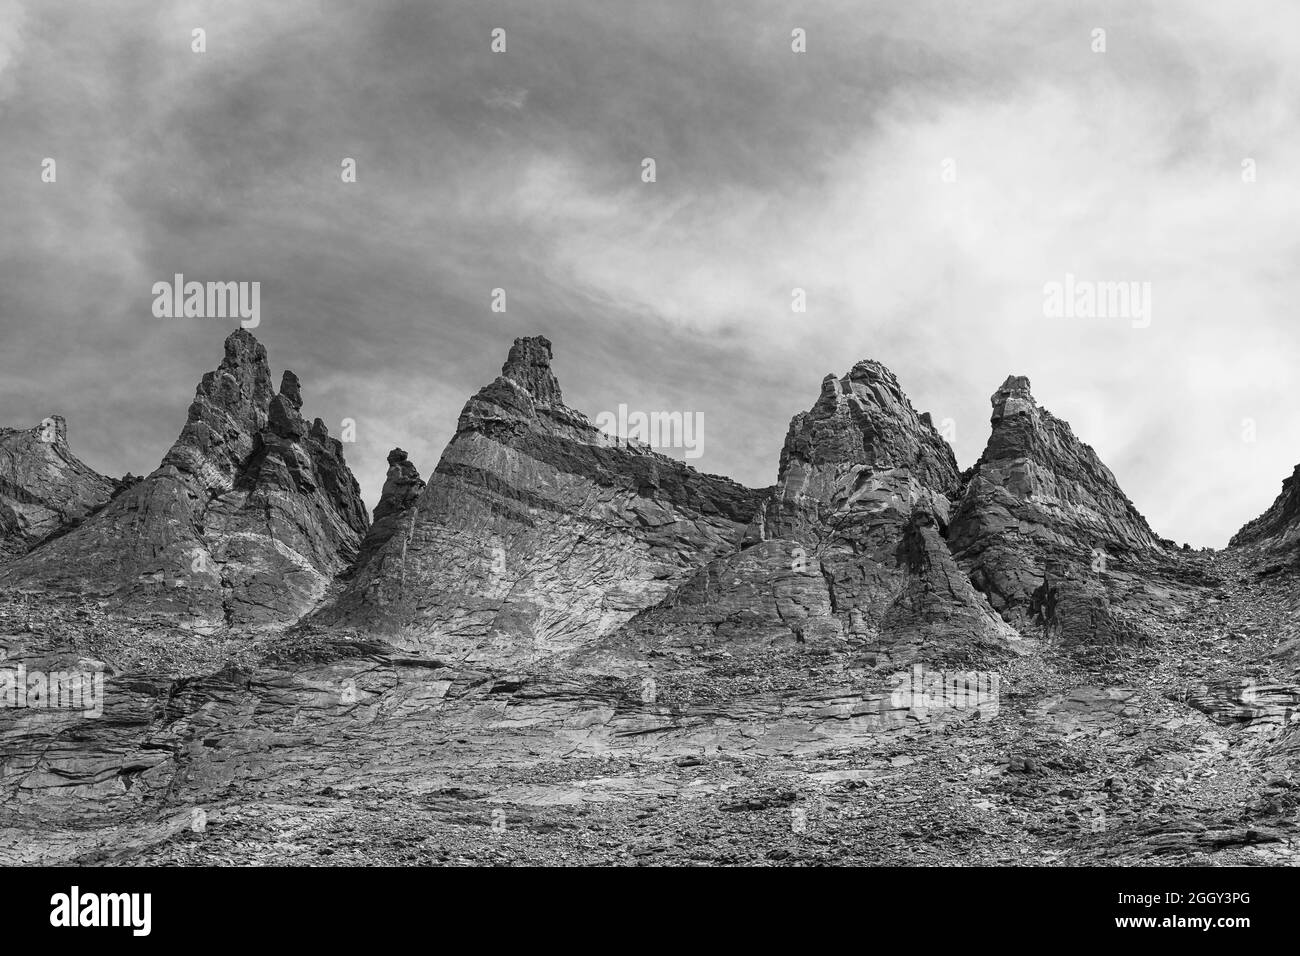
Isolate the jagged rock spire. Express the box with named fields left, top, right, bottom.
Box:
left=775, top=358, right=959, bottom=507
left=949, top=371, right=1163, bottom=636
left=345, top=447, right=427, bottom=583
left=501, top=335, right=563, bottom=405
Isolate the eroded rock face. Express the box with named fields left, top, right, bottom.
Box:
left=322, top=336, right=764, bottom=662
left=949, top=375, right=1164, bottom=630
left=1231, top=463, right=1300, bottom=556
left=0, top=331, right=367, bottom=629
left=603, top=360, right=1017, bottom=666
left=0, top=417, right=115, bottom=561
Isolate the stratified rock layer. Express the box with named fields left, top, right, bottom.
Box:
left=324, top=336, right=764, bottom=662
left=0, top=417, right=115, bottom=561
left=603, top=360, right=1018, bottom=666
left=0, top=331, right=367, bottom=628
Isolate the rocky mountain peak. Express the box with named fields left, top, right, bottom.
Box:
left=375, top=448, right=424, bottom=522
left=161, top=330, right=275, bottom=487
left=213, top=329, right=275, bottom=412
left=969, top=373, right=1158, bottom=545
left=268, top=370, right=308, bottom=440
left=777, top=358, right=958, bottom=505
left=614, top=356, right=1013, bottom=667
left=279, top=370, right=304, bottom=411
left=949, top=372, right=1164, bottom=631
left=990, top=374, right=1036, bottom=421
left=501, top=335, right=563, bottom=405
left=320, top=336, right=763, bottom=659
left=343, top=447, right=426, bottom=582
left=0, top=331, right=367, bottom=629
left=40, top=414, right=68, bottom=445
left=846, top=357, right=905, bottom=392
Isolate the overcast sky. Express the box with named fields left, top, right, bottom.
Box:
left=2, top=0, right=1298, bottom=547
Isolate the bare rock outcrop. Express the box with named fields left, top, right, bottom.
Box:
left=1231, top=463, right=1300, bottom=559
left=949, top=375, right=1165, bottom=636
left=0, top=331, right=368, bottom=629
left=604, top=360, right=1017, bottom=665
left=321, top=336, right=764, bottom=661
left=344, top=447, right=426, bottom=583
left=0, top=416, right=115, bottom=561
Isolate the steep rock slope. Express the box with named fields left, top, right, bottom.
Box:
left=949, top=375, right=1167, bottom=644
left=323, top=336, right=764, bottom=661
left=0, top=331, right=367, bottom=628
left=600, top=360, right=1018, bottom=667
left=1231, top=463, right=1300, bottom=558
left=0, top=417, right=116, bottom=561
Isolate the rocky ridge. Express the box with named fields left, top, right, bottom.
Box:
left=1, top=331, right=1297, bottom=867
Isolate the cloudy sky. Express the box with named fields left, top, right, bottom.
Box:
left=2, top=0, right=1298, bottom=547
